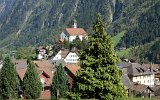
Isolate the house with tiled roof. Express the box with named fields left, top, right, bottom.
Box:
left=64, top=64, right=81, bottom=90
left=15, top=59, right=54, bottom=99
left=33, top=60, right=54, bottom=91
left=131, top=83, right=155, bottom=97
left=60, top=20, right=88, bottom=42
left=36, top=46, right=48, bottom=60
left=52, top=47, right=79, bottom=64
left=127, top=63, right=155, bottom=87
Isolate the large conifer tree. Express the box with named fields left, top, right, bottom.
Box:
left=51, top=64, right=69, bottom=99
left=0, top=57, right=19, bottom=99
left=76, top=14, right=126, bottom=100
left=23, top=58, right=42, bottom=99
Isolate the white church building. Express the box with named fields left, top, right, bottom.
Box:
left=60, top=20, right=88, bottom=42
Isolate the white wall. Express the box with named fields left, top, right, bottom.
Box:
left=64, top=52, right=79, bottom=63
left=52, top=50, right=62, bottom=61
left=61, top=32, right=68, bottom=41
left=132, top=74, right=155, bottom=86
left=69, top=35, right=77, bottom=42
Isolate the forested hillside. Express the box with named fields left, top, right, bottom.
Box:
left=0, top=0, right=117, bottom=48
left=113, top=0, right=160, bottom=48
left=0, top=0, right=160, bottom=52
left=128, top=39, right=160, bottom=64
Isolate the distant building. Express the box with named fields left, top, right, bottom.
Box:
left=127, top=63, right=155, bottom=87
left=60, top=20, right=88, bottom=42
left=36, top=46, right=48, bottom=60
left=52, top=47, right=79, bottom=64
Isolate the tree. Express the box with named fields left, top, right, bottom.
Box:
left=75, top=14, right=127, bottom=100
left=51, top=64, right=69, bottom=99
left=16, top=47, right=36, bottom=59
left=23, top=58, right=42, bottom=99
left=0, top=57, right=19, bottom=99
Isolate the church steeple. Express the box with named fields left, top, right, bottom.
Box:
left=73, top=20, right=77, bottom=28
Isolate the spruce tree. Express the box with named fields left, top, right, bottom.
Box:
left=75, top=14, right=127, bottom=100
left=51, top=64, right=69, bottom=99
left=0, top=57, right=19, bottom=99
left=23, top=58, right=42, bottom=99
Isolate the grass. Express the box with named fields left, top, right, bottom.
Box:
left=116, top=47, right=134, bottom=58
left=112, top=31, right=126, bottom=47
left=117, top=97, right=159, bottom=100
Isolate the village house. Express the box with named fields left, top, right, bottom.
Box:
left=60, top=20, right=88, bottom=42
left=131, top=83, right=155, bottom=98
left=142, top=64, right=160, bottom=85
left=52, top=47, right=79, bottom=64
left=64, top=64, right=81, bottom=90
left=15, top=59, right=54, bottom=99
left=36, top=46, right=48, bottom=60
left=127, top=63, right=155, bottom=87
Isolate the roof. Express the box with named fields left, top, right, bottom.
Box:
left=118, top=61, right=131, bottom=68
left=61, top=49, right=69, bottom=58
left=66, top=28, right=87, bottom=36
left=14, top=59, right=27, bottom=69
left=34, top=60, right=54, bottom=69
left=127, top=63, right=153, bottom=76
left=60, top=48, right=78, bottom=59
left=16, top=68, right=27, bottom=80
left=122, top=74, right=133, bottom=89
left=142, top=64, right=159, bottom=74
left=65, top=64, right=81, bottom=75
left=34, top=60, right=54, bottom=85
left=132, top=83, right=148, bottom=93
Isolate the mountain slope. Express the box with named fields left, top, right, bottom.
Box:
left=0, top=0, right=160, bottom=50
left=0, top=0, right=116, bottom=48
left=111, top=0, right=160, bottom=48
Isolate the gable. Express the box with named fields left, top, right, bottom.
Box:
left=53, top=50, right=62, bottom=60
left=65, top=52, right=79, bottom=62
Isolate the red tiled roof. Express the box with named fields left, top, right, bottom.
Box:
left=34, top=60, right=54, bottom=69
left=16, top=68, right=27, bottom=80
left=65, top=64, right=81, bottom=75
left=66, top=28, right=87, bottom=36
left=34, top=60, right=54, bottom=85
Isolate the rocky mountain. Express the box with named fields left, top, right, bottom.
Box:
left=0, top=0, right=117, bottom=48
left=0, top=0, right=160, bottom=50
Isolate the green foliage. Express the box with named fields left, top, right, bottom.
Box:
left=23, top=58, right=42, bottom=99
left=112, top=31, right=126, bottom=47
left=16, top=47, right=36, bottom=59
left=51, top=64, right=69, bottom=99
left=117, top=97, right=159, bottom=100
left=115, top=0, right=160, bottom=48
left=65, top=92, right=80, bottom=100
left=0, top=57, right=19, bottom=99
left=128, top=39, right=160, bottom=64
left=116, top=47, right=135, bottom=58
left=73, top=14, right=126, bottom=100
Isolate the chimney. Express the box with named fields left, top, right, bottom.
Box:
left=73, top=20, right=77, bottom=28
